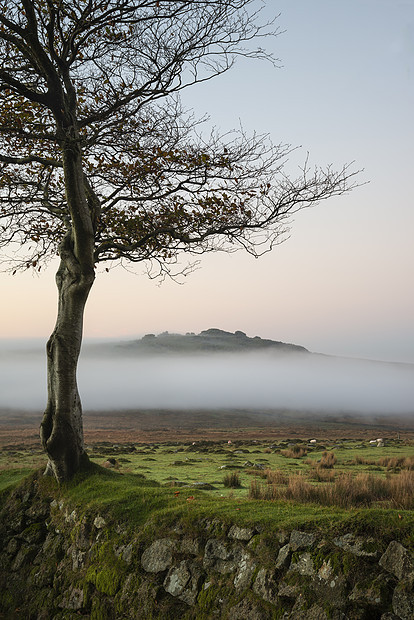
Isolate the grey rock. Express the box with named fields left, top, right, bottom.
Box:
left=93, top=515, right=107, bottom=529
left=253, top=567, right=279, bottom=604
left=74, top=520, right=92, bottom=550
left=392, top=576, right=414, bottom=619
left=163, top=560, right=203, bottom=606
left=114, top=542, right=135, bottom=564
left=65, top=509, right=77, bottom=524
left=203, top=538, right=243, bottom=574
left=277, top=531, right=290, bottom=545
left=349, top=581, right=384, bottom=606
left=228, top=525, right=256, bottom=541
left=290, top=600, right=328, bottom=619
left=21, top=523, right=45, bottom=544
left=380, top=541, right=414, bottom=580
left=290, top=530, right=317, bottom=551
left=333, top=533, right=380, bottom=559
left=141, top=538, right=176, bottom=573
left=71, top=547, right=86, bottom=570
left=31, top=563, right=55, bottom=588
left=11, top=544, right=37, bottom=571
left=234, top=550, right=256, bottom=590
left=227, top=597, right=268, bottom=620
left=180, top=537, right=200, bottom=556
left=312, top=574, right=348, bottom=610
left=59, top=586, right=84, bottom=611
left=187, top=481, right=215, bottom=489
left=41, top=531, right=63, bottom=559
left=317, top=559, right=334, bottom=581
left=164, top=560, right=191, bottom=596
left=5, top=537, right=20, bottom=556
left=278, top=581, right=301, bottom=599
left=275, top=544, right=291, bottom=569
left=290, top=551, right=315, bottom=576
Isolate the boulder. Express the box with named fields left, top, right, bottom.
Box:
left=253, top=567, right=279, bottom=604
left=203, top=539, right=243, bottom=574
left=290, top=551, right=315, bottom=576
left=141, top=538, right=176, bottom=573
left=333, top=533, right=380, bottom=559
left=163, top=560, right=203, bottom=605
left=290, top=530, right=317, bottom=551
left=233, top=550, right=257, bottom=590
left=228, top=525, right=256, bottom=542
left=379, top=541, right=414, bottom=580
left=392, top=576, right=414, bottom=619
left=275, top=543, right=291, bottom=569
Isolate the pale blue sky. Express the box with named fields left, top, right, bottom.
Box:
left=1, top=0, right=413, bottom=363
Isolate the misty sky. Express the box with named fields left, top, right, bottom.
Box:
left=1, top=0, right=413, bottom=364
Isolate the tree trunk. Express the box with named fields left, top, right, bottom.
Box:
left=40, top=239, right=94, bottom=482
left=40, top=127, right=96, bottom=482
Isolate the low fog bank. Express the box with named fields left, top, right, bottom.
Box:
left=0, top=344, right=413, bottom=414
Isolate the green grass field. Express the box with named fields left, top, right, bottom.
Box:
left=1, top=436, right=413, bottom=500
left=1, top=435, right=414, bottom=549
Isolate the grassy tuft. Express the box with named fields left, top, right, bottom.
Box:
left=223, top=471, right=241, bottom=488
left=281, top=445, right=307, bottom=459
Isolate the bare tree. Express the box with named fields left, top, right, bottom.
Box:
left=0, top=0, right=359, bottom=482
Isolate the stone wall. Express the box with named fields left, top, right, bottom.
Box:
left=1, top=476, right=413, bottom=619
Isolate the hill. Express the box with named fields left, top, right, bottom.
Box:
left=97, top=328, right=309, bottom=356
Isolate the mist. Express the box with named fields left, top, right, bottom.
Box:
left=0, top=341, right=413, bottom=415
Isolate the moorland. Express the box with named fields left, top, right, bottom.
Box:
left=1, top=408, right=414, bottom=618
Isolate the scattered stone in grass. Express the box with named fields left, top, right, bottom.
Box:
left=243, top=460, right=254, bottom=467
left=187, top=482, right=216, bottom=490
left=220, top=464, right=243, bottom=470
left=103, top=458, right=119, bottom=468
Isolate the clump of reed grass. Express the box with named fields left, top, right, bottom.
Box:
left=349, top=455, right=377, bottom=466
left=378, top=456, right=414, bottom=471
left=308, top=467, right=336, bottom=483
left=349, top=455, right=414, bottom=471
left=248, top=470, right=414, bottom=509
left=223, top=471, right=241, bottom=488
left=280, top=445, right=307, bottom=459
left=264, top=468, right=289, bottom=486
left=319, top=451, right=337, bottom=469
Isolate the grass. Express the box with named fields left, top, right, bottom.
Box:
left=0, top=467, right=38, bottom=493
left=249, top=470, right=414, bottom=509
left=223, top=471, right=241, bottom=488
left=1, top=435, right=414, bottom=540
left=2, top=461, right=410, bottom=554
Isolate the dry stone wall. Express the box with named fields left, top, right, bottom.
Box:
left=1, top=477, right=413, bottom=619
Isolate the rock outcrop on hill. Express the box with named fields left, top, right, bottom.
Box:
left=97, top=328, right=310, bottom=356
left=1, top=473, right=414, bottom=619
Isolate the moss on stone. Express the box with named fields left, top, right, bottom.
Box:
left=86, top=565, right=122, bottom=597
left=197, top=582, right=232, bottom=615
